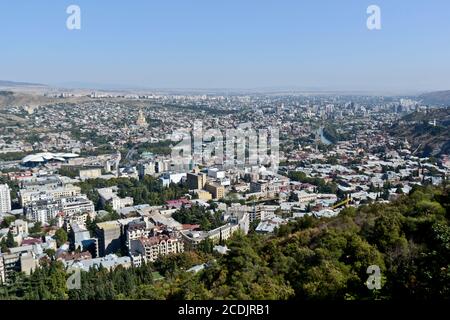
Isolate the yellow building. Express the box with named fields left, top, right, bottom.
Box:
left=205, top=182, right=225, bottom=200
left=194, top=189, right=212, bottom=201
left=136, top=109, right=148, bottom=127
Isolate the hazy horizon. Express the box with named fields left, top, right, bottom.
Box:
left=0, top=79, right=443, bottom=96
left=1, top=1, right=450, bottom=93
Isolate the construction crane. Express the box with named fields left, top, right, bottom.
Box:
left=332, top=195, right=351, bottom=209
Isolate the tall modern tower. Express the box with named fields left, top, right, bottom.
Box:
left=0, top=184, right=11, bottom=214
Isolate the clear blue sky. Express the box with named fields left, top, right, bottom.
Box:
left=1, top=0, right=449, bottom=92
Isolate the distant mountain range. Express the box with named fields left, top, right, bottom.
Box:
left=1, top=79, right=450, bottom=103
left=0, top=80, right=47, bottom=88
left=419, top=90, right=450, bottom=106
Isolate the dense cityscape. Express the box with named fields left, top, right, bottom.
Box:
left=1, top=1, right=450, bottom=311
left=0, top=90, right=449, bottom=300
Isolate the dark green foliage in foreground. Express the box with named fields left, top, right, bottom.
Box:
left=0, top=185, right=449, bottom=300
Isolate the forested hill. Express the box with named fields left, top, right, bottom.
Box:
left=419, top=90, right=450, bottom=106
left=389, top=108, right=450, bottom=157
left=0, top=185, right=449, bottom=300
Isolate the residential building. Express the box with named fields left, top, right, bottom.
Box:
left=204, top=182, right=225, bottom=200
left=97, top=187, right=134, bottom=212
left=255, top=216, right=287, bottom=233
left=24, top=199, right=61, bottom=225
left=295, top=190, right=318, bottom=203
left=20, top=184, right=81, bottom=207
left=61, top=196, right=95, bottom=216
left=159, top=172, right=186, bottom=187
left=138, top=161, right=156, bottom=177
left=79, top=168, right=102, bottom=180
left=96, top=221, right=121, bottom=257
left=130, top=234, right=184, bottom=262
left=194, top=189, right=213, bottom=200
left=1, top=252, right=20, bottom=281
left=207, top=168, right=225, bottom=179
left=64, top=254, right=131, bottom=271
left=187, top=172, right=206, bottom=190
left=125, top=220, right=154, bottom=248
left=0, top=254, right=5, bottom=284
left=20, top=252, right=39, bottom=275
left=25, top=196, right=94, bottom=225
left=0, top=184, right=11, bottom=214
left=10, top=219, right=28, bottom=236
left=64, top=212, right=96, bottom=232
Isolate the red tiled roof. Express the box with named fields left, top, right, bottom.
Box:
left=21, top=238, right=42, bottom=246
left=182, top=224, right=200, bottom=231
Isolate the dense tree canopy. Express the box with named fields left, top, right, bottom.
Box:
left=288, top=171, right=337, bottom=194
left=77, top=176, right=188, bottom=210
left=0, top=185, right=449, bottom=300
left=172, top=205, right=224, bottom=231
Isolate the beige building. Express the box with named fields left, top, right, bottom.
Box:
left=64, top=212, right=96, bottom=232
left=20, top=184, right=81, bottom=207
left=207, top=223, right=240, bottom=243
left=194, top=189, right=212, bottom=201
left=79, top=168, right=102, bottom=180
left=131, top=235, right=184, bottom=262
left=96, top=221, right=121, bottom=257
left=97, top=187, right=134, bottom=212
left=205, top=182, right=225, bottom=200
left=20, top=253, right=39, bottom=275
left=11, top=219, right=28, bottom=236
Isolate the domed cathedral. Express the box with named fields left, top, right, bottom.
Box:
left=136, top=108, right=148, bottom=128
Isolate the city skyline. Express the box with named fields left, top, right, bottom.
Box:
left=0, top=0, right=449, bottom=308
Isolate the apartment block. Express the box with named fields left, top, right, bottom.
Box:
left=0, top=254, right=5, bottom=284
left=97, top=187, right=134, bottom=212
left=187, top=172, right=206, bottom=190
left=0, top=184, right=11, bottom=214
left=205, top=182, right=225, bottom=200
left=24, top=196, right=94, bottom=225
left=130, top=234, right=184, bottom=262
left=96, top=221, right=121, bottom=257
left=20, top=184, right=81, bottom=207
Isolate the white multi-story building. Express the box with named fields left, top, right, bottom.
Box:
left=97, top=187, right=134, bottom=212
left=0, top=184, right=11, bottom=214
left=64, top=212, right=96, bottom=231
left=138, top=161, right=156, bottom=177
left=25, top=196, right=95, bottom=225
left=10, top=219, right=28, bottom=236
left=0, top=253, right=5, bottom=284
left=20, top=184, right=81, bottom=207
left=125, top=220, right=154, bottom=248
left=295, top=190, right=318, bottom=203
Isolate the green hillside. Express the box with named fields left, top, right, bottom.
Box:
left=1, top=184, right=449, bottom=300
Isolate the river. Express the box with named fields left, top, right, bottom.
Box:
left=317, top=127, right=333, bottom=145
